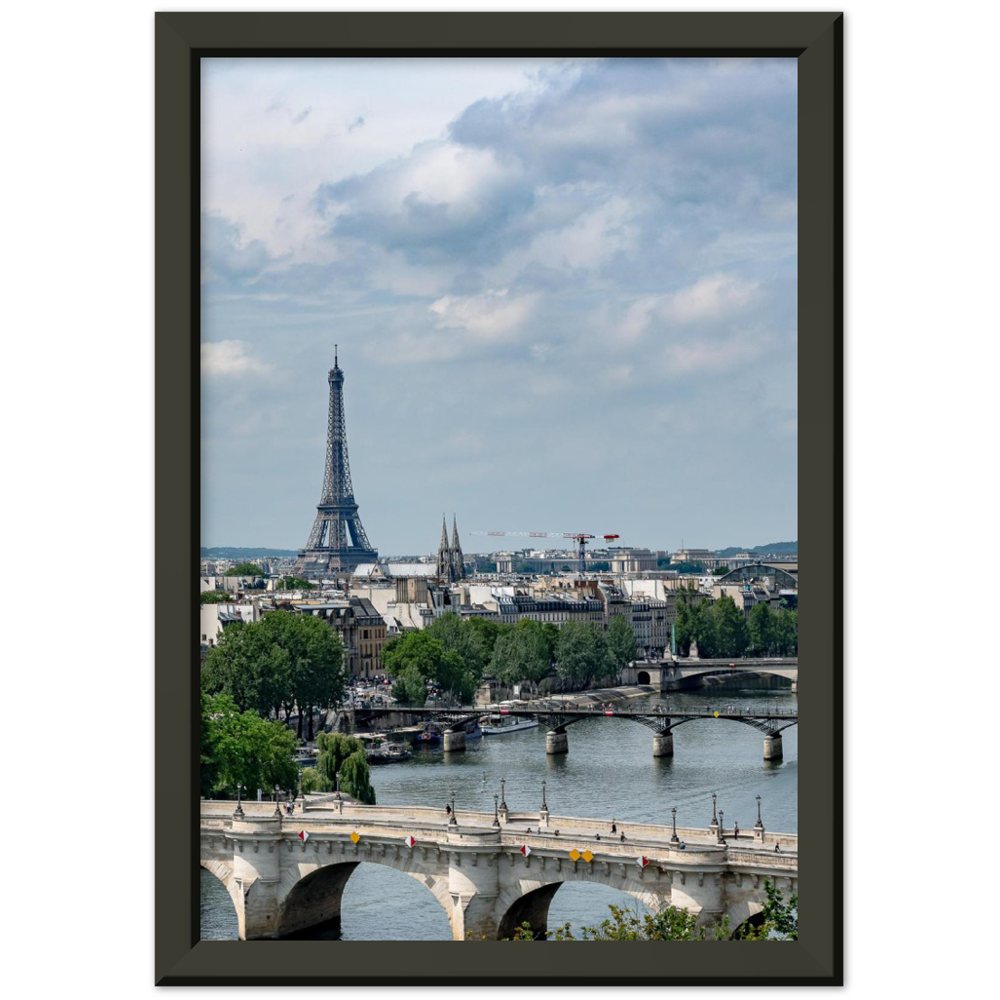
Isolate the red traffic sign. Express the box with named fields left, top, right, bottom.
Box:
left=636, top=855, right=649, bottom=868
left=298, top=830, right=309, bottom=843
left=520, top=844, right=532, bottom=857
left=403, top=835, right=416, bottom=848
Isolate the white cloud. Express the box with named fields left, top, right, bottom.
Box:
left=429, top=288, right=538, bottom=339
left=661, top=274, right=763, bottom=324
left=201, top=340, right=272, bottom=377
left=663, top=332, right=772, bottom=375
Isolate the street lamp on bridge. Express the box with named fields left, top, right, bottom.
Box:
left=671, top=806, right=679, bottom=844
left=493, top=793, right=500, bottom=828
left=449, top=789, right=457, bottom=826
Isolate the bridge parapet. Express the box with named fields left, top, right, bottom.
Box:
left=201, top=801, right=797, bottom=853
left=200, top=801, right=797, bottom=940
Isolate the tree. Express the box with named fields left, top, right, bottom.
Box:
left=339, top=749, right=376, bottom=804
left=465, top=616, right=503, bottom=662
left=674, top=591, right=694, bottom=655
left=427, top=612, right=486, bottom=679
left=710, top=596, right=750, bottom=658
left=555, top=623, right=611, bottom=688
left=391, top=664, right=428, bottom=706
left=774, top=609, right=798, bottom=656
left=712, top=565, right=730, bottom=576
left=689, top=599, right=716, bottom=658
left=607, top=616, right=638, bottom=679
left=226, top=563, right=263, bottom=576
left=200, top=693, right=221, bottom=798
left=298, top=733, right=376, bottom=804
left=489, top=620, right=551, bottom=697
left=202, top=693, right=299, bottom=799
left=757, top=876, right=798, bottom=939
left=202, top=610, right=347, bottom=740
left=502, top=903, right=731, bottom=941
left=278, top=576, right=315, bottom=590
left=200, top=591, right=230, bottom=604
left=748, top=603, right=775, bottom=654
left=382, top=628, right=475, bottom=703
left=201, top=619, right=292, bottom=720
left=500, top=880, right=796, bottom=941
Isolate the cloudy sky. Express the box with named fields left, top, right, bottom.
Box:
left=201, top=57, right=797, bottom=555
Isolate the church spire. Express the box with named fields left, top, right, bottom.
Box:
left=437, top=514, right=452, bottom=580
left=451, top=514, right=466, bottom=581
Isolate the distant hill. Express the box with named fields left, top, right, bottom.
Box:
left=716, top=541, right=798, bottom=558
left=201, top=547, right=298, bottom=559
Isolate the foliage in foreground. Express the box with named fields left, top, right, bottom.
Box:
left=494, top=879, right=797, bottom=941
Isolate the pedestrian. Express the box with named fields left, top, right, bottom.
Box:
left=620, top=832, right=626, bottom=842
left=611, top=821, right=617, bottom=834
left=553, top=829, right=560, bottom=837
left=595, top=833, right=601, bottom=841
left=445, top=804, right=451, bottom=816
left=774, top=843, right=781, bottom=853
left=526, top=827, right=533, bottom=834
left=734, top=822, right=740, bottom=839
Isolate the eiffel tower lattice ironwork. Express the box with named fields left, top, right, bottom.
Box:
left=294, top=348, right=378, bottom=577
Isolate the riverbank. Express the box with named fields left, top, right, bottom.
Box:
left=522, top=684, right=658, bottom=708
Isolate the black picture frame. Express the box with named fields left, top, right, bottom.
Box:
left=156, top=10, right=842, bottom=986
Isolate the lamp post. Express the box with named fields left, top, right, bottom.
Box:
left=449, top=789, right=457, bottom=825
left=755, top=795, right=763, bottom=827
left=541, top=779, right=548, bottom=810
left=711, top=792, right=718, bottom=825
left=234, top=783, right=244, bottom=819
left=718, top=809, right=726, bottom=844
left=493, top=793, right=500, bottom=828
left=670, top=806, right=679, bottom=844
left=273, top=785, right=282, bottom=817
left=500, top=777, right=507, bottom=810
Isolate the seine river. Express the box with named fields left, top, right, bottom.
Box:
left=200, top=687, right=797, bottom=940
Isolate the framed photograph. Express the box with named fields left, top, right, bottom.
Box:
left=157, top=11, right=842, bottom=986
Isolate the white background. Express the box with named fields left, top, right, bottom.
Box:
left=3, top=1, right=994, bottom=994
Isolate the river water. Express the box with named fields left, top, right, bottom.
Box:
left=200, top=687, right=797, bottom=940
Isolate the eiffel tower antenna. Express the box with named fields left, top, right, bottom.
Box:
left=294, top=351, right=377, bottom=577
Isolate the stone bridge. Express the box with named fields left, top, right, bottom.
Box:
left=625, top=657, right=798, bottom=691
left=200, top=800, right=798, bottom=941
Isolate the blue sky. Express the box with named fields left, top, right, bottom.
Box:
left=201, top=57, right=797, bottom=555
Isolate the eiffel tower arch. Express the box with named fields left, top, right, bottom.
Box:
left=294, top=349, right=378, bottom=578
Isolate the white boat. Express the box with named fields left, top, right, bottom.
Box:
left=480, top=713, right=539, bottom=735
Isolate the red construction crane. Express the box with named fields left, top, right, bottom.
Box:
left=470, top=529, right=619, bottom=567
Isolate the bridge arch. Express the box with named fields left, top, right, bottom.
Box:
left=636, top=670, right=651, bottom=685
left=274, top=856, right=454, bottom=939
left=495, top=870, right=664, bottom=939
left=199, top=859, right=243, bottom=938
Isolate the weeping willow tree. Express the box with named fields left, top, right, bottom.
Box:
left=300, top=732, right=376, bottom=803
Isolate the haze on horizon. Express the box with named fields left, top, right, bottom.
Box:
left=201, top=57, right=797, bottom=555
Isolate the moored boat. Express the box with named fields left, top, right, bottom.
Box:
left=365, top=741, right=413, bottom=764
left=480, top=714, right=540, bottom=735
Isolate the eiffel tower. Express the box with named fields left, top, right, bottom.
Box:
left=294, top=348, right=378, bottom=578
